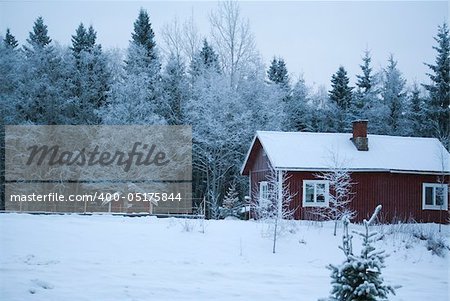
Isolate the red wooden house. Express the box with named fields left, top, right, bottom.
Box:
left=241, top=121, right=450, bottom=223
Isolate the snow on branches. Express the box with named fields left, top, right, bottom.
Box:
left=322, top=205, right=397, bottom=301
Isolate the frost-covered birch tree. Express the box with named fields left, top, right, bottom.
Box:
left=185, top=68, right=251, bottom=218
left=253, top=167, right=295, bottom=253
left=210, top=1, right=258, bottom=87
left=313, top=153, right=356, bottom=236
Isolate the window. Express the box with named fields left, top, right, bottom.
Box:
left=259, top=181, right=269, bottom=200
left=303, top=180, right=329, bottom=207
left=422, top=183, right=448, bottom=210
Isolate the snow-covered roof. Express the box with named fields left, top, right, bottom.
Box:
left=241, top=131, right=450, bottom=174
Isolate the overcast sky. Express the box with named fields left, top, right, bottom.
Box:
left=0, top=1, right=447, bottom=88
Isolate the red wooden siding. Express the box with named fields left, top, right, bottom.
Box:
left=247, top=141, right=272, bottom=201
left=283, top=171, right=449, bottom=223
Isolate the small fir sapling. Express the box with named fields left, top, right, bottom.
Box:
left=322, top=205, right=396, bottom=301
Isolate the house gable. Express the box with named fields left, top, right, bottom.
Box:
left=241, top=137, right=273, bottom=176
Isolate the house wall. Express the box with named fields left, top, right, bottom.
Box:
left=248, top=143, right=272, bottom=201
left=284, top=171, right=449, bottom=223
left=247, top=143, right=449, bottom=223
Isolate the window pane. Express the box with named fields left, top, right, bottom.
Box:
left=305, top=184, right=314, bottom=202
left=316, top=183, right=326, bottom=202
left=260, top=183, right=268, bottom=200
left=436, top=187, right=444, bottom=206
left=425, top=187, right=433, bottom=205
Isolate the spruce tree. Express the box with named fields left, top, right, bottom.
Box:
left=285, top=77, right=311, bottom=131
left=21, top=16, right=71, bottom=125
left=190, top=39, right=220, bottom=76
left=267, top=58, right=278, bottom=82
left=406, top=83, right=426, bottom=137
left=324, top=206, right=396, bottom=301
left=356, top=50, right=373, bottom=93
left=267, top=57, right=290, bottom=130
left=25, top=16, right=52, bottom=51
left=102, top=9, right=162, bottom=125
left=131, top=8, right=157, bottom=62
left=86, top=26, right=97, bottom=50
left=125, top=8, right=160, bottom=77
left=69, top=23, right=110, bottom=123
left=329, top=66, right=353, bottom=131
left=329, top=66, right=353, bottom=111
left=71, top=23, right=96, bottom=55
left=422, top=22, right=450, bottom=145
left=161, top=54, right=189, bottom=125
left=353, top=50, right=379, bottom=124
left=382, top=55, right=406, bottom=135
left=267, top=57, right=289, bottom=88
left=4, top=28, right=18, bottom=49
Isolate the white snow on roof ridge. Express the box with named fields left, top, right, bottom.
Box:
left=254, top=130, right=450, bottom=173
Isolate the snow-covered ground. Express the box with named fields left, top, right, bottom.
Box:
left=0, top=213, right=448, bottom=300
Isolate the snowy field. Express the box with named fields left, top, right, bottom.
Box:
left=0, top=213, right=448, bottom=301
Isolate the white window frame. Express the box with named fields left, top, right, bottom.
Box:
left=259, top=181, right=269, bottom=201
left=422, top=183, right=448, bottom=210
left=302, top=180, right=330, bottom=207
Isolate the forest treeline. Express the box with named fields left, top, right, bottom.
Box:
left=0, top=2, right=448, bottom=216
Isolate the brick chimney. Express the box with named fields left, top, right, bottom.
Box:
left=351, top=120, right=368, bottom=151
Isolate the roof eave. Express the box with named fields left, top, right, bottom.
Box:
left=240, top=134, right=258, bottom=176
left=273, top=166, right=450, bottom=175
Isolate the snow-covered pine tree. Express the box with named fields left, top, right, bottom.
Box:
left=20, top=17, right=71, bottom=125
left=324, top=205, right=396, bottom=301
left=422, top=22, right=450, bottom=147
left=131, top=8, right=157, bottom=63
left=0, top=28, right=22, bottom=123
left=329, top=66, right=353, bottom=111
left=329, top=66, right=353, bottom=131
left=356, top=50, right=373, bottom=94
left=161, top=53, right=189, bottom=125
left=190, top=39, right=220, bottom=77
left=100, top=8, right=163, bottom=125
left=267, top=57, right=278, bottom=83
left=69, top=23, right=111, bottom=124
left=353, top=50, right=376, bottom=121
left=284, top=76, right=312, bottom=131
left=70, top=23, right=96, bottom=56
left=382, top=55, right=407, bottom=136
left=125, top=8, right=160, bottom=77
left=267, top=57, right=289, bottom=89
left=220, top=182, right=241, bottom=218
left=25, top=16, right=52, bottom=51
left=267, top=56, right=291, bottom=130
left=0, top=28, right=21, bottom=211
left=405, top=83, right=426, bottom=137
left=4, top=28, right=18, bottom=49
